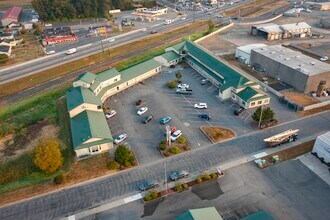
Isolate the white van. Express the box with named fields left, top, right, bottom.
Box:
left=66, top=48, right=77, bottom=55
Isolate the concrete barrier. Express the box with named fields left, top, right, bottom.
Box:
left=239, top=14, right=283, bottom=26
left=194, top=23, right=234, bottom=43
left=303, top=100, right=330, bottom=111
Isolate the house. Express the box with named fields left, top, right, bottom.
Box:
left=176, top=207, right=223, bottom=220
left=1, top=6, right=22, bottom=27
left=166, top=41, right=270, bottom=109
left=66, top=59, right=162, bottom=159
left=0, top=45, right=11, bottom=56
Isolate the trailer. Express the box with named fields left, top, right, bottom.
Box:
left=264, top=129, right=299, bottom=147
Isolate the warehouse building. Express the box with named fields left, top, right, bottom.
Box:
left=250, top=45, right=330, bottom=93
left=235, top=44, right=267, bottom=65
left=1, top=6, right=22, bottom=27
left=312, top=132, right=330, bottom=164
left=251, top=22, right=311, bottom=41
left=166, top=41, right=270, bottom=109
left=306, top=1, right=330, bottom=11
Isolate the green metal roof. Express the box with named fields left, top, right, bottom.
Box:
left=66, top=87, right=102, bottom=111
left=96, top=59, right=161, bottom=99
left=90, top=68, right=120, bottom=92
left=236, top=86, right=263, bottom=102
left=162, top=51, right=180, bottom=62
left=176, top=207, right=223, bottom=220
left=242, top=211, right=275, bottom=220
left=70, top=110, right=113, bottom=150
left=170, top=41, right=185, bottom=53
left=77, top=72, right=97, bottom=84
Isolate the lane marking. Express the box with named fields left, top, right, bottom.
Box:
left=124, top=193, right=142, bottom=203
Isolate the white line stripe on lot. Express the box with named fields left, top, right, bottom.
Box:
left=124, top=193, right=143, bottom=203
left=253, top=152, right=268, bottom=159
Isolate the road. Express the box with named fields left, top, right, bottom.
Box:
left=0, top=111, right=329, bottom=220
left=0, top=0, right=255, bottom=85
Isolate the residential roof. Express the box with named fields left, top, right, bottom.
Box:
left=77, top=72, right=97, bottom=84
left=280, top=22, right=311, bottom=31
left=70, top=110, right=113, bottom=149
left=237, top=44, right=268, bottom=55
left=1, top=6, right=22, bottom=20
left=170, top=41, right=186, bottom=53
left=162, top=50, right=181, bottom=62
left=241, top=211, right=275, bottom=220
left=0, top=45, right=10, bottom=53
left=66, top=87, right=102, bottom=111
left=96, top=59, right=161, bottom=99
left=253, top=23, right=283, bottom=33
left=90, top=68, right=120, bottom=92
left=176, top=207, right=223, bottom=220
left=252, top=45, right=330, bottom=75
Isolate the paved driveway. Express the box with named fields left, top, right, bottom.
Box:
left=0, top=111, right=329, bottom=220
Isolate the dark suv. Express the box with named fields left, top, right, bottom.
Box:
left=234, top=107, right=245, bottom=116
left=199, top=113, right=211, bottom=120
left=143, top=115, right=153, bottom=124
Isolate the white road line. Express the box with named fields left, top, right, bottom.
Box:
left=123, top=193, right=142, bottom=203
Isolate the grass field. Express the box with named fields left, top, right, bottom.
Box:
left=0, top=0, right=32, bottom=10
left=0, top=21, right=207, bottom=99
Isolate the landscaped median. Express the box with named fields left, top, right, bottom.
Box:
left=158, top=137, right=191, bottom=158
left=143, top=170, right=225, bottom=203
left=200, top=126, right=236, bottom=144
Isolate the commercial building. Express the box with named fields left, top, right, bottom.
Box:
left=0, top=45, right=11, bottom=56
left=166, top=41, right=270, bottom=109
left=132, top=7, right=168, bottom=21
left=251, top=22, right=311, bottom=41
left=306, top=1, right=330, bottom=11
left=1, top=6, right=22, bottom=27
left=250, top=45, right=330, bottom=93
left=312, top=132, right=330, bottom=164
left=67, top=58, right=164, bottom=159
left=235, top=44, right=267, bottom=65
left=42, top=26, right=77, bottom=45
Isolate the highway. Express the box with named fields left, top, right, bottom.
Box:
left=0, top=111, right=329, bottom=220
left=0, top=0, right=254, bottom=85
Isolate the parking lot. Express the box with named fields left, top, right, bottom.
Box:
left=104, top=64, right=298, bottom=165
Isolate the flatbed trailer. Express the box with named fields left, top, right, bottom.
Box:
left=264, top=129, right=299, bottom=147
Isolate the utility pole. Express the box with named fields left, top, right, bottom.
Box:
left=164, top=162, right=168, bottom=196
left=258, top=104, right=264, bottom=128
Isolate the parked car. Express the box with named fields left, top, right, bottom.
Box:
left=66, top=48, right=77, bottom=55
left=169, top=170, right=189, bottom=181
left=170, top=130, right=182, bottom=141
left=137, top=107, right=148, bottom=115
left=194, top=103, right=207, bottom=109
left=201, top=79, right=208, bottom=85
left=199, top=113, right=211, bottom=120
left=139, top=180, right=159, bottom=191
left=160, top=116, right=172, bottom=124
left=176, top=88, right=192, bottom=95
left=108, top=38, right=115, bottom=43
left=114, top=133, right=127, bottom=144
left=150, top=31, right=158, bottom=34
left=143, top=115, right=153, bottom=124
left=234, top=107, right=245, bottom=116
left=320, top=56, right=329, bottom=61
left=105, top=110, right=116, bottom=119
left=46, top=50, right=55, bottom=55
left=177, top=83, right=189, bottom=89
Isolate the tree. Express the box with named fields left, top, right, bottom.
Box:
left=0, top=54, right=9, bottom=64
left=167, top=80, right=177, bottom=89
left=175, top=71, right=182, bottom=80
left=252, top=107, right=275, bottom=124
left=114, top=144, right=134, bottom=165
left=34, top=139, right=63, bottom=174
left=107, top=161, right=120, bottom=170
left=207, top=19, right=215, bottom=33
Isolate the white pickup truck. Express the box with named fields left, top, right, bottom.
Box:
left=66, top=48, right=77, bottom=55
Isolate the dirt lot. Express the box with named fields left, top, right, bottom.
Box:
left=297, top=104, right=330, bottom=118
left=201, top=126, right=235, bottom=143
left=244, top=0, right=289, bottom=18
left=282, top=91, right=320, bottom=106
left=198, top=34, right=237, bottom=54
left=260, top=140, right=315, bottom=169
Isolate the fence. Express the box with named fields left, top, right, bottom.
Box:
left=194, top=23, right=234, bottom=43
left=303, top=100, right=330, bottom=111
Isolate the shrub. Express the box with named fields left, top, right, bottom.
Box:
left=124, top=161, right=132, bottom=167
left=211, top=173, right=218, bottom=179
left=175, top=184, right=183, bottom=191
left=163, top=151, right=170, bottom=157
left=203, top=173, right=211, bottom=180
left=183, top=183, right=189, bottom=190
left=54, top=174, right=64, bottom=185
left=196, top=177, right=203, bottom=183
left=183, top=145, right=190, bottom=151
left=175, top=71, right=182, bottom=80
left=107, top=161, right=120, bottom=170
left=144, top=194, right=152, bottom=201
left=177, top=137, right=186, bottom=144
left=0, top=54, right=9, bottom=64
left=167, top=80, right=177, bottom=89
left=34, top=139, right=63, bottom=174
left=170, top=146, right=181, bottom=154
left=159, top=141, right=166, bottom=151
left=115, top=145, right=132, bottom=165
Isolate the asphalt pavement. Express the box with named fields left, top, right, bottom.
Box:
left=0, top=110, right=329, bottom=220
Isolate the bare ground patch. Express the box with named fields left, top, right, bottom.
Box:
left=200, top=126, right=236, bottom=144
left=297, top=104, right=330, bottom=118
left=282, top=91, right=320, bottom=106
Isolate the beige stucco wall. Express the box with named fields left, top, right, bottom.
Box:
left=75, top=142, right=113, bottom=158
left=219, top=87, right=232, bottom=100
left=69, top=103, right=102, bottom=118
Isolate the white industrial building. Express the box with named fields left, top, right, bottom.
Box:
left=312, top=132, right=330, bottom=164
left=235, top=44, right=267, bottom=65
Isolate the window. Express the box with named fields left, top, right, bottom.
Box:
left=251, top=102, right=255, bottom=107
left=257, top=101, right=262, bottom=105
left=97, top=105, right=102, bottom=110
left=90, top=146, right=99, bottom=153
left=117, top=86, right=119, bottom=90
left=264, top=99, right=269, bottom=104
left=114, top=78, right=118, bottom=82
left=231, top=94, right=236, bottom=99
